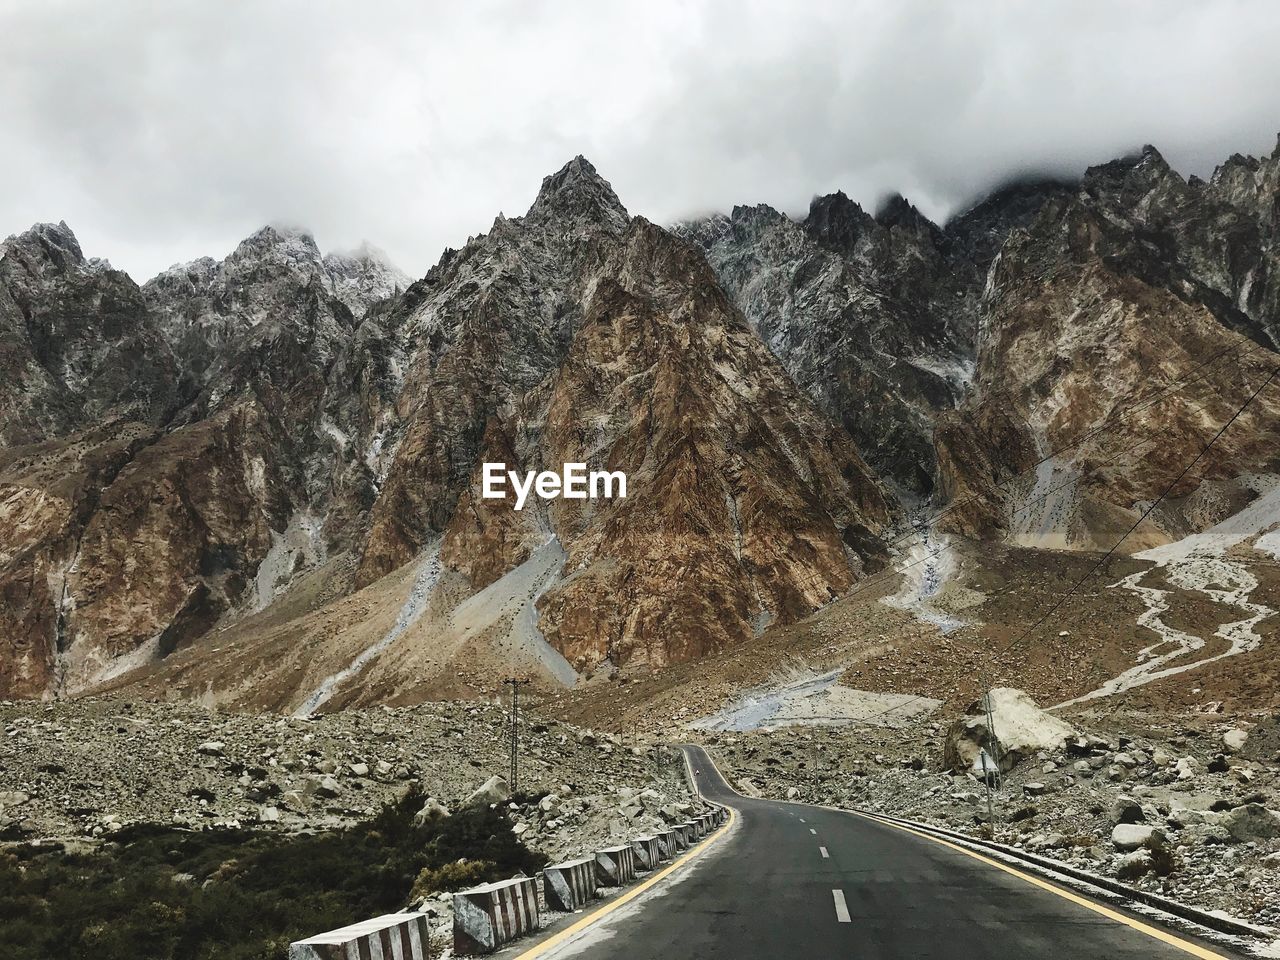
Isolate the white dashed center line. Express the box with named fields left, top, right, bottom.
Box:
left=819, top=846, right=829, bottom=858
left=832, top=889, right=850, bottom=923
left=809, top=828, right=817, bottom=835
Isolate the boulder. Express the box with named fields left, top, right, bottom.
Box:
left=414, top=798, right=451, bottom=825
left=464, top=775, right=512, bottom=807
left=1110, top=796, right=1145, bottom=825
left=1111, top=823, right=1164, bottom=851
left=1219, top=803, right=1280, bottom=842
left=1116, top=849, right=1153, bottom=880
left=1222, top=729, right=1248, bottom=753
left=943, top=688, right=1079, bottom=773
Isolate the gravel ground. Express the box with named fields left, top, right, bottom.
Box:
left=0, top=697, right=694, bottom=848
left=1, top=697, right=716, bottom=958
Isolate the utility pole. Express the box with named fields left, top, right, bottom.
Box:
left=503, top=677, right=531, bottom=791
left=980, top=687, right=1003, bottom=831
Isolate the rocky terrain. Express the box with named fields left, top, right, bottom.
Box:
left=674, top=182, right=1070, bottom=496
left=698, top=697, right=1280, bottom=928
left=0, top=219, right=408, bottom=700
left=0, top=697, right=698, bottom=862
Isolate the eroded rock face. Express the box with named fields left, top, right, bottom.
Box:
left=357, top=157, right=631, bottom=586
left=5, top=139, right=1280, bottom=701
left=0, top=222, right=180, bottom=446
left=441, top=220, right=890, bottom=671
left=933, top=166, right=1280, bottom=545
left=0, top=222, right=409, bottom=698
left=361, top=162, right=890, bottom=674
left=675, top=183, right=1071, bottom=496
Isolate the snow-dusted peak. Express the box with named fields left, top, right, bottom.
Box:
left=322, top=242, right=412, bottom=315
left=225, top=224, right=324, bottom=273
left=1, top=220, right=87, bottom=274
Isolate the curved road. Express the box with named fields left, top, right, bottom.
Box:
left=534, top=745, right=1238, bottom=960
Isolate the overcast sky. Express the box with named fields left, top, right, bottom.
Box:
left=2, top=0, right=1278, bottom=281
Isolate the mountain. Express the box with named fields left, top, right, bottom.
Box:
left=674, top=181, right=1072, bottom=496
left=934, top=144, right=1280, bottom=546
left=0, top=224, right=408, bottom=698
left=2, top=141, right=1278, bottom=710
left=0, top=158, right=891, bottom=704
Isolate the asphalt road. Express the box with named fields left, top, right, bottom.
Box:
left=539, top=744, right=1237, bottom=960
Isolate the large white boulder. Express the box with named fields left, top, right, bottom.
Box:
left=944, top=688, right=1080, bottom=773
left=464, top=775, right=512, bottom=808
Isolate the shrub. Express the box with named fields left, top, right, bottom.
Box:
left=410, top=859, right=496, bottom=901
left=0, top=788, right=545, bottom=960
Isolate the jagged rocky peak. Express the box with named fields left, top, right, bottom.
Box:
left=1081, top=143, right=1190, bottom=207
left=804, top=190, right=874, bottom=251
left=1207, top=134, right=1280, bottom=221
left=526, top=155, right=630, bottom=232
left=1, top=220, right=113, bottom=276
left=874, top=192, right=940, bottom=236
left=225, top=223, right=323, bottom=269
left=322, top=241, right=412, bottom=316
left=943, top=177, right=1079, bottom=267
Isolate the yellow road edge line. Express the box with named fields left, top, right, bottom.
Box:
left=694, top=744, right=1229, bottom=960
left=510, top=799, right=736, bottom=957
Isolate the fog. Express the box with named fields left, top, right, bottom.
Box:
left=2, top=0, right=1277, bottom=280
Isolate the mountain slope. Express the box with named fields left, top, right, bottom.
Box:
left=3, top=140, right=1279, bottom=709
left=0, top=224, right=409, bottom=698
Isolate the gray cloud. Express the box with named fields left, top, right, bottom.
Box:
left=2, top=0, right=1278, bottom=280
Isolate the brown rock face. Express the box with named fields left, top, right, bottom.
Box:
left=8, top=141, right=1280, bottom=704
left=0, top=222, right=402, bottom=699
left=935, top=194, right=1280, bottom=547
left=439, top=220, right=890, bottom=672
